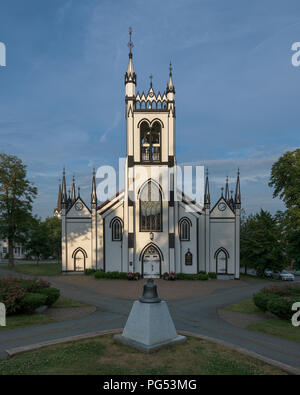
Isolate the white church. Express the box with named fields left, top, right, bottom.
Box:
left=55, top=31, right=241, bottom=279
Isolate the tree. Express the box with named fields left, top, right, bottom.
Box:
left=25, top=218, right=50, bottom=263
left=269, top=149, right=300, bottom=209
left=269, top=149, right=300, bottom=268
left=240, top=209, right=287, bottom=276
left=0, top=154, right=37, bottom=266
left=44, top=216, right=61, bottom=262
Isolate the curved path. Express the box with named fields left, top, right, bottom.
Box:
left=0, top=268, right=299, bottom=370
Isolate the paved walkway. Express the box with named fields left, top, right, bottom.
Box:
left=0, top=268, right=299, bottom=371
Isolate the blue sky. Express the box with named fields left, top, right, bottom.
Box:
left=0, top=0, right=299, bottom=218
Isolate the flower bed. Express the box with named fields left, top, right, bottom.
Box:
left=0, top=277, right=60, bottom=315
left=162, top=272, right=177, bottom=281
left=126, top=272, right=141, bottom=281
left=253, top=284, right=300, bottom=320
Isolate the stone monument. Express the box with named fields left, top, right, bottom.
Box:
left=114, top=279, right=186, bottom=353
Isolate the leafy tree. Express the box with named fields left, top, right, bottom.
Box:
left=269, top=149, right=300, bottom=209
left=25, top=218, right=50, bottom=263
left=241, top=209, right=287, bottom=276
left=44, top=216, right=61, bottom=262
left=269, top=149, right=300, bottom=268
left=0, top=154, right=37, bottom=266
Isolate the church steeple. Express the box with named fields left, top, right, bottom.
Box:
left=125, top=27, right=136, bottom=92
left=91, top=168, right=97, bottom=207
left=204, top=169, right=210, bottom=208
left=225, top=176, right=229, bottom=202
left=166, top=61, right=175, bottom=94
left=235, top=169, right=241, bottom=207
left=62, top=168, right=67, bottom=208
left=71, top=175, right=76, bottom=203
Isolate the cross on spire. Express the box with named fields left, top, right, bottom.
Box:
left=128, top=26, right=134, bottom=57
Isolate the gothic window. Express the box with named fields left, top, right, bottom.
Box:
left=179, top=218, right=190, bottom=241
left=140, top=121, right=161, bottom=162
left=140, top=181, right=162, bottom=231
left=111, top=218, right=122, bottom=241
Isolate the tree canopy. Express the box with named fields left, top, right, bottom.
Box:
left=0, top=153, right=37, bottom=265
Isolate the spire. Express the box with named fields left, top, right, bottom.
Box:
left=225, top=176, right=229, bottom=201
left=125, top=27, right=136, bottom=86
left=62, top=168, right=67, bottom=207
left=166, top=61, right=175, bottom=94
left=57, top=179, right=62, bottom=211
left=204, top=168, right=210, bottom=207
left=78, top=186, right=81, bottom=198
left=235, top=169, right=241, bottom=206
left=149, top=74, right=153, bottom=89
left=91, top=168, right=97, bottom=206
left=221, top=187, right=224, bottom=198
left=71, top=175, right=76, bottom=203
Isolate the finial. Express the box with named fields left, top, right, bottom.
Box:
left=78, top=186, right=80, bottom=197
left=206, top=168, right=208, bottom=177
left=149, top=74, right=153, bottom=88
left=221, top=187, right=224, bottom=197
left=128, top=26, right=134, bottom=57
left=169, top=61, right=173, bottom=74
left=93, top=167, right=96, bottom=176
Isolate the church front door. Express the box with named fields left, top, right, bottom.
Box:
left=142, top=246, right=161, bottom=278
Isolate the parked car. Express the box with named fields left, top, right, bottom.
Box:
left=272, top=270, right=294, bottom=281
left=264, top=268, right=273, bottom=278
left=294, top=269, right=300, bottom=276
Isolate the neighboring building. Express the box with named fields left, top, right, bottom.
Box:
left=58, top=33, right=241, bottom=279
left=0, top=239, right=27, bottom=259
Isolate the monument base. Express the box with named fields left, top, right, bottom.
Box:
left=113, top=300, right=186, bottom=353
left=114, top=334, right=186, bottom=353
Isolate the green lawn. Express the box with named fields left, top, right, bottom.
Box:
left=247, top=320, right=300, bottom=343
left=224, top=298, right=261, bottom=314
left=3, top=263, right=61, bottom=276
left=224, top=298, right=300, bottom=343
left=0, top=296, right=88, bottom=331
left=0, top=334, right=287, bottom=375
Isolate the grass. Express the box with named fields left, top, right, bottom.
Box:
left=224, top=298, right=261, bottom=314
left=0, top=296, right=89, bottom=331
left=247, top=320, right=300, bottom=343
left=0, top=334, right=287, bottom=375
left=3, top=263, right=61, bottom=276
left=224, top=298, right=300, bottom=343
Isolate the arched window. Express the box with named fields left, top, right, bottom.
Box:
left=179, top=218, right=191, bottom=241
left=111, top=218, right=122, bottom=241
left=140, top=121, right=161, bottom=162
left=140, top=180, right=162, bottom=231
left=72, top=248, right=87, bottom=272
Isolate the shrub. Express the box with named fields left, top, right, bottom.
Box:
left=94, top=270, right=127, bottom=280
left=253, top=284, right=300, bottom=320
left=197, top=273, right=209, bottom=281
left=22, top=293, right=48, bottom=313
left=267, top=296, right=299, bottom=320
left=253, top=292, right=277, bottom=312
left=0, top=278, right=26, bottom=314
left=208, top=272, right=217, bottom=279
left=177, top=273, right=197, bottom=280
left=84, top=268, right=96, bottom=275
left=38, top=287, right=60, bottom=306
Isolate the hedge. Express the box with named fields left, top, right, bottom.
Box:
left=84, top=268, right=96, bottom=276
left=38, top=287, right=60, bottom=306
left=94, top=270, right=127, bottom=280
left=0, top=277, right=57, bottom=315
left=253, top=284, right=300, bottom=320
left=22, top=293, right=48, bottom=313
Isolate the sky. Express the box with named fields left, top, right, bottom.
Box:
left=0, top=0, right=300, bottom=218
